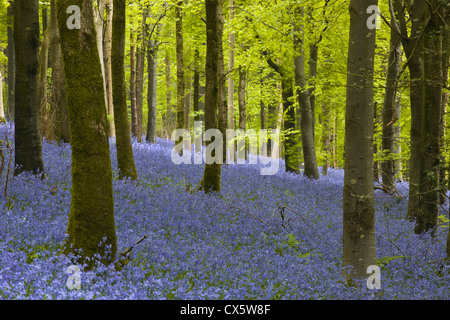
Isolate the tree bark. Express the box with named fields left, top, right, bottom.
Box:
left=227, top=0, right=235, bottom=131
left=105, top=0, right=115, bottom=138
left=415, top=2, right=444, bottom=235
left=193, top=48, right=201, bottom=123
left=49, top=0, right=69, bottom=143
left=342, top=0, right=378, bottom=283
left=130, top=31, right=138, bottom=140
left=392, top=0, right=426, bottom=221
left=135, top=10, right=147, bottom=143
left=146, top=40, right=158, bottom=143
left=14, top=0, right=44, bottom=175
left=293, top=8, right=319, bottom=180
left=57, top=0, right=117, bottom=268
left=0, top=71, right=5, bottom=121
left=112, top=0, right=137, bottom=180
left=217, top=2, right=227, bottom=162
left=7, top=1, right=14, bottom=120
left=200, top=0, right=222, bottom=193
left=175, top=1, right=185, bottom=148
left=381, top=16, right=402, bottom=192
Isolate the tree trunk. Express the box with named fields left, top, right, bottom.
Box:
left=146, top=40, right=158, bottom=143
left=342, top=0, right=378, bottom=283
left=93, top=0, right=107, bottom=109
left=193, top=48, right=201, bottom=123
left=105, top=0, right=115, bottom=138
left=7, top=1, right=14, bottom=120
left=200, top=0, right=222, bottom=193
left=175, top=1, right=185, bottom=148
left=165, top=52, right=173, bottom=138
left=135, top=10, right=147, bottom=143
left=293, top=8, right=319, bottom=180
left=0, top=71, right=5, bottom=122
left=321, top=100, right=331, bottom=175
left=228, top=0, right=235, bottom=131
left=217, top=2, right=227, bottom=162
left=112, top=0, right=137, bottom=180
left=415, top=2, right=444, bottom=235
left=14, top=0, right=44, bottom=175
left=381, top=17, right=402, bottom=192
left=57, top=0, right=117, bottom=268
left=38, top=7, right=51, bottom=140
left=130, top=31, right=138, bottom=139
left=392, top=0, right=426, bottom=221
left=49, top=0, right=69, bottom=143
left=238, top=66, right=247, bottom=159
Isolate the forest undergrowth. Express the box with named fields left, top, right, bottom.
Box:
left=0, top=123, right=449, bottom=299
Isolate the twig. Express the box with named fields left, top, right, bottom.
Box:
left=119, top=235, right=147, bottom=257
left=227, top=204, right=272, bottom=228
left=418, top=257, right=448, bottom=268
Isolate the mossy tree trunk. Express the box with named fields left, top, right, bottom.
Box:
left=13, top=0, right=44, bottom=176
left=56, top=0, right=117, bottom=268
left=342, top=0, right=378, bottom=283
left=111, top=0, right=137, bottom=180
left=200, top=0, right=222, bottom=193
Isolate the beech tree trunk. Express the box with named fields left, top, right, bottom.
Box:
left=228, top=0, right=235, bottom=131
left=293, top=7, right=319, bottom=180
left=57, top=0, right=117, bottom=268
left=146, top=40, right=158, bottom=144
left=14, top=0, right=44, bottom=175
left=112, top=0, right=137, bottom=180
left=415, top=2, right=444, bottom=235
left=7, top=1, right=14, bottom=120
left=49, top=0, right=69, bottom=143
left=381, top=16, right=402, bottom=192
left=200, top=0, right=222, bottom=193
left=175, top=1, right=185, bottom=148
left=342, top=0, right=378, bottom=282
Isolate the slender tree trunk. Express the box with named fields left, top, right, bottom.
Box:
left=105, top=0, right=115, bottom=138
left=175, top=1, right=185, bottom=148
left=7, top=1, right=14, bottom=120
left=415, top=2, right=444, bottom=235
left=130, top=31, right=138, bottom=139
left=342, top=0, right=378, bottom=283
left=392, top=0, right=426, bottom=221
left=112, top=0, right=137, bottom=180
left=193, top=48, right=201, bottom=123
left=293, top=8, right=319, bottom=180
left=57, top=0, right=117, bottom=268
left=228, top=0, right=235, bottom=131
left=165, top=52, right=173, bottom=138
left=201, top=0, right=222, bottom=193
left=49, top=0, right=69, bottom=143
left=0, top=71, right=5, bottom=122
left=135, top=10, right=147, bottom=143
left=14, top=0, right=44, bottom=175
left=217, top=2, right=227, bottom=162
left=321, top=101, right=331, bottom=175
left=381, top=18, right=402, bottom=192
left=308, top=43, right=318, bottom=140
left=38, top=8, right=51, bottom=139
left=93, top=0, right=107, bottom=109
left=238, top=66, right=246, bottom=159
left=146, top=40, right=158, bottom=143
